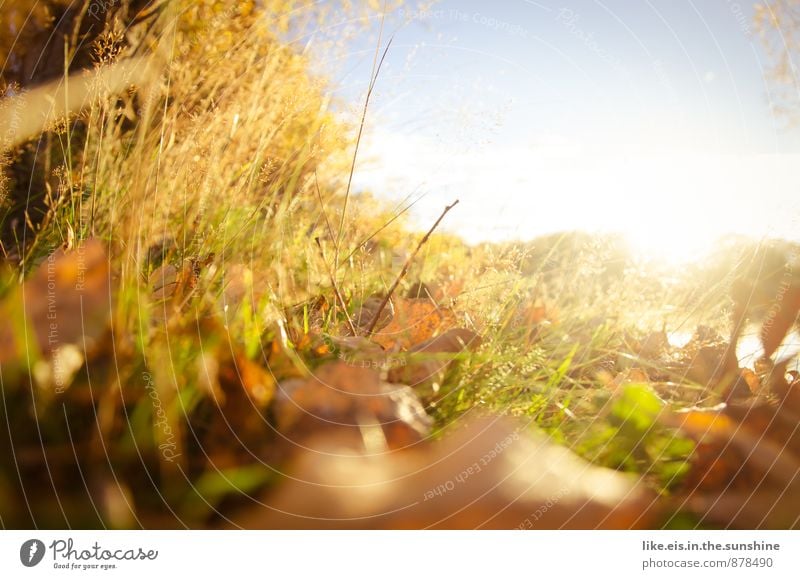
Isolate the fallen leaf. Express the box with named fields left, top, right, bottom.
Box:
left=739, top=368, right=761, bottom=394
left=352, top=294, right=394, bottom=332
left=665, top=400, right=800, bottom=527
left=272, top=361, right=431, bottom=451
left=371, top=297, right=457, bottom=351
left=406, top=281, right=439, bottom=301
left=326, top=335, right=388, bottom=368
left=680, top=487, right=800, bottom=529
left=730, top=248, right=800, bottom=360
left=220, top=263, right=253, bottom=316
left=18, top=239, right=111, bottom=358
left=150, top=259, right=201, bottom=301
left=224, top=419, right=660, bottom=529
left=194, top=348, right=278, bottom=470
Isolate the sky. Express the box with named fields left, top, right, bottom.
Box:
left=314, top=0, right=800, bottom=261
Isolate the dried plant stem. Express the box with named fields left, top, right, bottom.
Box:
left=365, top=199, right=460, bottom=335
left=314, top=169, right=337, bottom=248
left=336, top=190, right=425, bottom=269
left=315, top=237, right=358, bottom=336
left=334, top=4, right=393, bottom=267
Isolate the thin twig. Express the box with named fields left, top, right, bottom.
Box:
left=315, top=237, right=358, bottom=336
left=335, top=9, right=393, bottom=267
left=365, top=199, right=460, bottom=335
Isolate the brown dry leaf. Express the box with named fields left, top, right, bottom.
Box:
left=224, top=418, right=660, bottom=529
left=664, top=408, right=745, bottom=493
left=758, top=284, right=800, bottom=360
left=387, top=328, right=482, bottom=390
left=681, top=489, right=800, bottom=529
left=752, top=273, right=800, bottom=357
left=193, top=349, right=278, bottom=470
left=665, top=400, right=800, bottom=527
left=326, top=335, right=387, bottom=367
left=0, top=240, right=110, bottom=391
left=683, top=345, right=730, bottom=387
left=272, top=361, right=431, bottom=451
left=20, top=239, right=111, bottom=357
left=406, top=281, right=439, bottom=301
left=371, top=297, right=457, bottom=351
left=150, top=259, right=200, bottom=301
left=150, top=263, right=179, bottom=300
left=723, top=402, right=800, bottom=461
left=220, top=263, right=253, bottom=316
left=665, top=325, right=756, bottom=401
left=353, top=294, right=394, bottom=332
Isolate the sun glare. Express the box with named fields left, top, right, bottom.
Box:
left=622, top=218, right=719, bottom=265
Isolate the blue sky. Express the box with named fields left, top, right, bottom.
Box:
left=310, top=0, right=800, bottom=259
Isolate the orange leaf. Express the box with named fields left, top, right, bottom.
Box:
left=371, top=298, right=457, bottom=350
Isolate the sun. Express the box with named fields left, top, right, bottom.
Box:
left=623, top=224, right=718, bottom=265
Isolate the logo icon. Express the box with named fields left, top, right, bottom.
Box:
left=19, top=539, right=46, bottom=567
